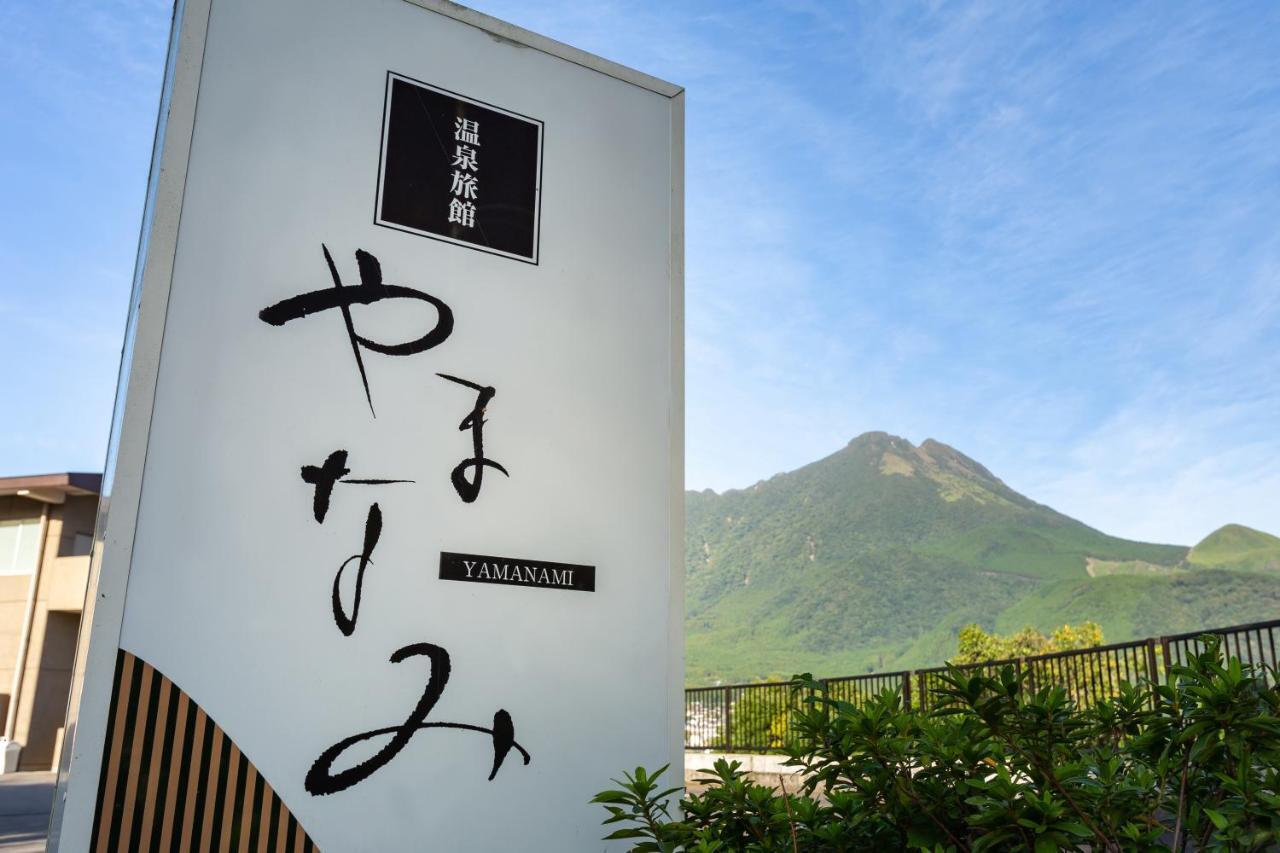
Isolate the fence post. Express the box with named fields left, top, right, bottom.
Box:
left=722, top=686, right=732, bottom=753
left=816, top=678, right=830, bottom=732
left=917, top=671, right=927, bottom=711
left=902, top=672, right=912, bottom=709
left=1160, top=636, right=1171, bottom=672
left=1144, top=639, right=1160, bottom=709
left=1016, top=657, right=1025, bottom=695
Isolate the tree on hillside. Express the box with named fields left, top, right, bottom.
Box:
left=953, top=621, right=1103, bottom=664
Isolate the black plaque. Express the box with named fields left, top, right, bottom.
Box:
left=440, top=552, right=595, bottom=592
left=376, top=72, right=543, bottom=263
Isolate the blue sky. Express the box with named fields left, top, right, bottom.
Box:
left=2, top=0, right=1278, bottom=545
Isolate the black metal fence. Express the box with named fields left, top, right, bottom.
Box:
left=684, top=617, right=1280, bottom=752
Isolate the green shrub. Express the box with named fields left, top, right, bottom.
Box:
left=594, top=636, right=1280, bottom=851
left=953, top=622, right=1104, bottom=665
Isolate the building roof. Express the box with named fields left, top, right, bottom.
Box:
left=0, top=472, right=102, bottom=504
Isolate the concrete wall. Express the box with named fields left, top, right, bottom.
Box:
left=684, top=751, right=806, bottom=794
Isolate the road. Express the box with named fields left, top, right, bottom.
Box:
left=0, top=772, right=54, bottom=853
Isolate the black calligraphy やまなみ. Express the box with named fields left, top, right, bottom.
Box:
left=437, top=373, right=509, bottom=503
left=259, top=245, right=455, bottom=416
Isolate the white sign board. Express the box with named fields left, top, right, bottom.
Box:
left=53, top=1, right=683, bottom=849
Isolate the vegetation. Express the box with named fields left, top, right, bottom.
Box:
left=597, top=638, right=1280, bottom=851
left=991, top=573, right=1280, bottom=643
left=1188, top=525, right=1280, bottom=574
left=686, top=432, right=1280, bottom=685
left=953, top=622, right=1104, bottom=665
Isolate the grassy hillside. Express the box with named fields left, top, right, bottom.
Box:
left=993, top=571, right=1280, bottom=640
left=1188, top=524, right=1280, bottom=573
left=686, top=433, right=1278, bottom=685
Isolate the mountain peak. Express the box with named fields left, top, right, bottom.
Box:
left=1189, top=524, right=1280, bottom=573
left=847, top=430, right=901, bottom=447
left=839, top=432, right=1011, bottom=502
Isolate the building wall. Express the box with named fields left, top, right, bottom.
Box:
left=0, top=493, right=98, bottom=770
left=0, top=495, right=40, bottom=730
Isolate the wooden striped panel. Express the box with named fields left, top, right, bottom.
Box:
left=92, top=649, right=319, bottom=852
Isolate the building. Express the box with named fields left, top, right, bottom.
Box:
left=0, top=473, right=101, bottom=772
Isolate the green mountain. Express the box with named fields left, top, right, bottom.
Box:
left=686, top=432, right=1280, bottom=684
left=1188, top=524, right=1280, bottom=573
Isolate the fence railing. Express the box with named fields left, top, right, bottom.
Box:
left=684, top=617, right=1280, bottom=752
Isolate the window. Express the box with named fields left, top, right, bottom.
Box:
left=0, top=518, right=41, bottom=575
